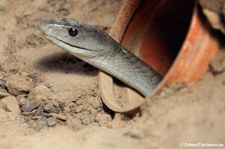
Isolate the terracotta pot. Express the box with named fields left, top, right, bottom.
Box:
left=98, top=0, right=219, bottom=112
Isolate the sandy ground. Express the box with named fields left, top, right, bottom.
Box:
left=0, top=0, right=225, bottom=149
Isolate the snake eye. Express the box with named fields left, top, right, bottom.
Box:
left=68, top=28, right=78, bottom=37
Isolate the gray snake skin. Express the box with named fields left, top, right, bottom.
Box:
left=41, top=18, right=162, bottom=96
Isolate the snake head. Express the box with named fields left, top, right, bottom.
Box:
left=41, top=18, right=114, bottom=59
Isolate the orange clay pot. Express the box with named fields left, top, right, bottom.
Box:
left=98, top=0, right=219, bottom=112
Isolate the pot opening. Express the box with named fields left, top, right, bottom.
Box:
left=121, top=0, right=195, bottom=75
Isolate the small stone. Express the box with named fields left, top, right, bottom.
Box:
left=124, top=128, right=146, bottom=139
left=95, top=113, right=112, bottom=124
left=16, top=94, right=27, bottom=102
left=49, top=113, right=67, bottom=121
left=210, top=50, right=225, bottom=73
left=46, top=117, right=56, bottom=127
left=0, top=79, right=6, bottom=88
left=79, top=115, right=92, bottom=125
left=5, top=74, right=34, bottom=95
left=35, top=118, right=47, bottom=131
left=58, top=102, right=65, bottom=111
left=1, top=96, right=20, bottom=114
left=0, top=108, right=8, bottom=119
left=88, top=98, right=102, bottom=109
left=75, top=99, right=83, bottom=106
left=16, top=94, right=27, bottom=101
left=0, top=0, right=7, bottom=12
left=88, top=107, right=97, bottom=115
left=21, top=101, right=39, bottom=112
left=0, top=102, right=8, bottom=111
left=17, top=95, right=27, bottom=107
left=64, top=106, right=70, bottom=113
left=75, top=105, right=84, bottom=113
left=36, top=105, right=45, bottom=116
left=19, top=71, right=29, bottom=77
left=179, top=87, right=189, bottom=93
left=159, top=91, right=166, bottom=97
left=0, top=88, right=10, bottom=98
left=43, top=105, right=52, bottom=113
left=43, top=103, right=60, bottom=113
left=0, top=4, right=6, bottom=12
left=28, top=84, right=53, bottom=101
left=48, top=113, right=67, bottom=121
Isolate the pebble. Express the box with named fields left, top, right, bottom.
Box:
left=5, top=74, right=34, bottom=95
left=16, top=94, right=27, bottom=101
left=28, top=84, right=53, bottom=101
left=36, top=118, right=47, bottom=131
left=124, top=128, right=146, bottom=139
left=43, top=103, right=60, bottom=113
left=16, top=95, right=27, bottom=105
left=0, top=79, right=6, bottom=88
left=95, top=113, right=112, bottom=124
left=19, top=71, right=29, bottom=77
left=210, top=50, right=225, bottom=73
left=21, top=101, right=39, bottom=112
left=58, top=102, right=65, bottom=111
left=0, top=4, right=5, bottom=12
left=48, top=113, right=67, bottom=121
left=89, top=98, right=102, bottom=109
left=79, top=115, right=92, bottom=125
left=46, top=117, right=56, bottom=127
left=88, top=107, right=97, bottom=115
left=43, top=104, right=52, bottom=113
left=0, top=88, right=10, bottom=98
left=0, top=102, right=8, bottom=111
left=0, top=0, right=7, bottom=12
left=0, top=96, right=21, bottom=114
left=75, top=105, right=84, bottom=113
left=159, top=91, right=166, bottom=97
left=0, top=108, right=9, bottom=120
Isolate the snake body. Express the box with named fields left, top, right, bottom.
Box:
left=41, top=18, right=162, bottom=96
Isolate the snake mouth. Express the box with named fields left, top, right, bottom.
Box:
left=44, top=34, right=94, bottom=52
left=43, top=34, right=106, bottom=60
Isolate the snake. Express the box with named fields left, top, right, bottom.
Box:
left=40, top=18, right=162, bottom=97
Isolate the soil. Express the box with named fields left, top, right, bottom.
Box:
left=200, top=0, right=225, bottom=34
left=0, top=0, right=225, bottom=149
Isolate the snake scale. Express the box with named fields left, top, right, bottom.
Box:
left=41, top=18, right=162, bottom=96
